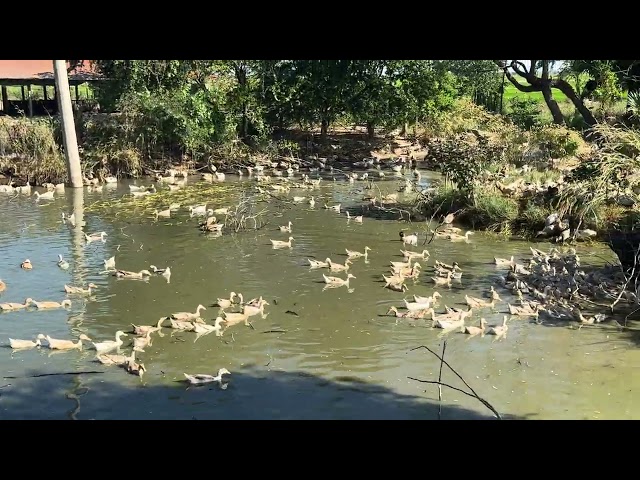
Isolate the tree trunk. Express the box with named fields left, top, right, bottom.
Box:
left=321, top=118, right=329, bottom=142
left=234, top=63, right=249, bottom=140
left=551, top=78, right=597, bottom=127
left=366, top=121, right=375, bottom=139
left=496, top=60, right=598, bottom=128
left=242, top=103, right=249, bottom=139
left=541, top=86, right=565, bottom=125
left=400, top=122, right=407, bottom=137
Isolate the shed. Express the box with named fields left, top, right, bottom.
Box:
left=0, top=60, right=106, bottom=117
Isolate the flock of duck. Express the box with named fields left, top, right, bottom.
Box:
left=0, top=152, right=619, bottom=396
left=0, top=216, right=245, bottom=385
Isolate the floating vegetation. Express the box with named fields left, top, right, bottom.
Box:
left=84, top=180, right=271, bottom=233
left=84, top=181, right=239, bottom=219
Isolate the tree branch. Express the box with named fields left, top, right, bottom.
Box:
left=408, top=345, right=502, bottom=419
left=512, top=60, right=529, bottom=78
left=494, top=61, right=540, bottom=93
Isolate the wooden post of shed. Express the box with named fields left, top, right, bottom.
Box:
left=20, top=85, right=25, bottom=101
left=74, top=84, right=79, bottom=101
left=43, top=85, right=48, bottom=100
left=0, top=86, right=7, bottom=113
left=27, top=84, right=33, bottom=118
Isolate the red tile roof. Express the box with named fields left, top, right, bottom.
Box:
left=0, top=60, right=104, bottom=81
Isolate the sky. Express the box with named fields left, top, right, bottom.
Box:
left=515, top=60, right=565, bottom=73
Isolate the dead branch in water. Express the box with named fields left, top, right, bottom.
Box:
left=224, top=192, right=270, bottom=233
left=368, top=181, right=414, bottom=221
left=407, top=344, right=502, bottom=420
left=436, top=340, right=446, bottom=420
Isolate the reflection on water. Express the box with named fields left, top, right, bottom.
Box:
left=0, top=173, right=638, bottom=420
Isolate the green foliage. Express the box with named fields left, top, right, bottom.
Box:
left=592, top=64, right=625, bottom=112
left=628, top=90, right=640, bottom=117
left=429, top=132, right=507, bottom=192
left=422, top=98, right=501, bottom=137
left=80, top=81, right=233, bottom=168
left=439, top=60, right=502, bottom=97
left=471, top=191, right=520, bottom=228
left=506, top=97, right=541, bottom=130
left=529, top=124, right=581, bottom=158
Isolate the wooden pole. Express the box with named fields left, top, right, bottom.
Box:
left=499, top=60, right=507, bottom=115
left=27, top=84, right=33, bottom=118
left=53, top=60, right=83, bottom=188
left=0, top=86, right=8, bottom=114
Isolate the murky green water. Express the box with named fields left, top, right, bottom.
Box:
left=0, top=171, right=638, bottom=420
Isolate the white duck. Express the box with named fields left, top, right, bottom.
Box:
left=131, top=317, right=166, bottom=336
left=96, top=351, right=133, bottom=366
left=183, top=367, right=231, bottom=385
left=346, top=211, right=363, bottom=223
left=345, top=246, right=371, bottom=260
left=215, top=292, right=237, bottom=309
left=322, top=273, right=356, bottom=287
left=308, top=258, right=331, bottom=268
left=279, top=221, right=293, bottom=233
left=34, top=191, right=54, bottom=201
left=170, top=304, right=207, bottom=321
left=271, top=237, right=294, bottom=248
left=44, top=334, right=91, bottom=350
left=9, top=336, right=43, bottom=349
left=487, top=316, right=509, bottom=336
left=133, top=331, right=153, bottom=352
left=57, top=254, right=69, bottom=270
left=64, top=283, right=98, bottom=295
left=103, top=256, right=116, bottom=270
left=193, top=317, right=226, bottom=337
left=85, top=231, right=107, bottom=243
left=92, top=331, right=128, bottom=354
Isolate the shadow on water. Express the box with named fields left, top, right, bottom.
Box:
left=0, top=366, right=527, bottom=420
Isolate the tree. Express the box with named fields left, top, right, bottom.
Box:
left=495, top=60, right=597, bottom=127
left=439, top=60, right=502, bottom=97
left=563, top=60, right=639, bottom=112
left=348, top=61, right=457, bottom=138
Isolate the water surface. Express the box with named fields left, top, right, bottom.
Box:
left=0, top=172, right=637, bottom=420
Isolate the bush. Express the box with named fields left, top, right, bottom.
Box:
left=520, top=201, right=552, bottom=228
left=0, top=117, right=66, bottom=184
left=529, top=124, right=582, bottom=158
left=421, top=98, right=506, bottom=138
left=0, top=117, right=60, bottom=160
left=417, top=185, right=467, bottom=218
left=426, top=131, right=508, bottom=192
left=470, top=191, right=519, bottom=228
left=506, top=97, right=541, bottom=130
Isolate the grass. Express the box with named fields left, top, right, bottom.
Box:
left=503, top=81, right=568, bottom=103
left=518, top=169, right=563, bottom=185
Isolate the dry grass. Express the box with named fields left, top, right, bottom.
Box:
left=0, top=117, right=66, bottom=183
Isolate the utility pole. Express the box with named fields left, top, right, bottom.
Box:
left=53, top=60, right=83, bottom=188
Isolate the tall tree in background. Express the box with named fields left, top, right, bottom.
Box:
left=495, top=60, right=597, bottom=126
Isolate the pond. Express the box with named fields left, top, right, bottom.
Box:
left=0, top=170, right=638, bottom=420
